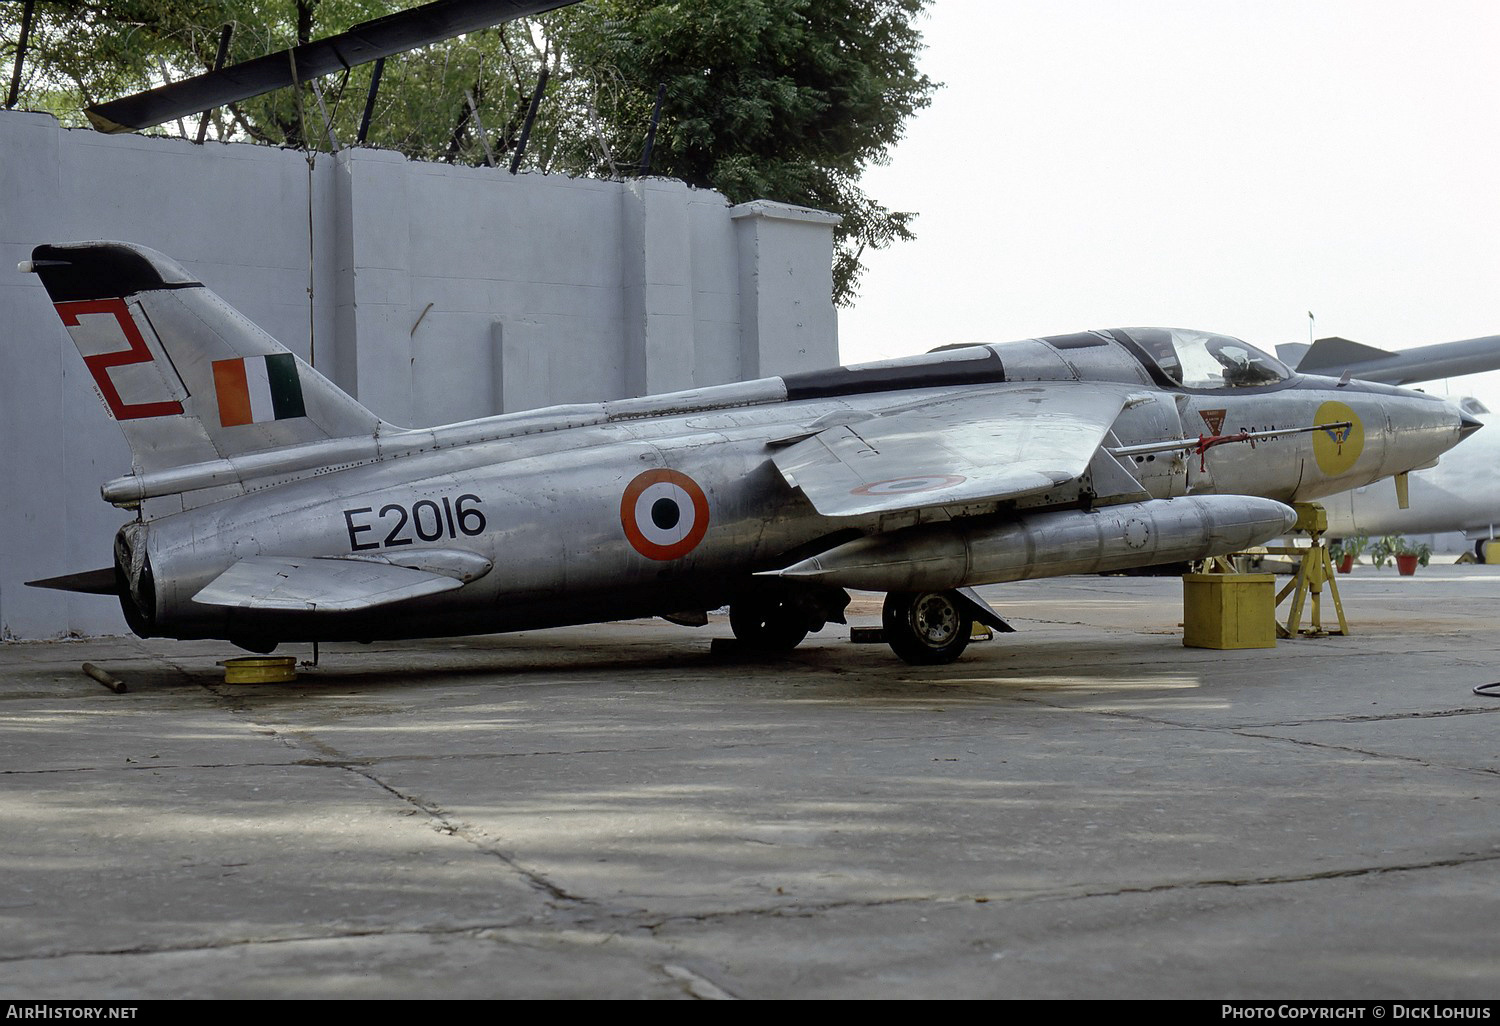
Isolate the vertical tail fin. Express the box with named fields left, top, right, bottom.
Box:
left=23, top=242, right=387, bottom=480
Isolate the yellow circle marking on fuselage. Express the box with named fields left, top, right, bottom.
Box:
left=1312, top=400, right=1363, bottom=477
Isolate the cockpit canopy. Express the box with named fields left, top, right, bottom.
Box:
left=1112, top=327, right=1292, bottom=389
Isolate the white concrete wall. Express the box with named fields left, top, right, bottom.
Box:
left=0, top=109, right=840, bottom=639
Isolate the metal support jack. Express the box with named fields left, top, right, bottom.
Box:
left=1199, top=555, right=1238, bottom=574
left=1265, top=502, right=1348, bottom=638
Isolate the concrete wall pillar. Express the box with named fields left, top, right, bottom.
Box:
left=620, top=179, right=697, bottom=397
left=732, top=200, right=842, bottom=379
left=335, top=148, right=416, bottom=426
left=494, top=317, right=553, bottom=413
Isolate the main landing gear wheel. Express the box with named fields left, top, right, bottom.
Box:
left=883, top=590, right=973, bottom=665
left=1477, top=539, right=1494, bottom=565
left=730, top=593, right=809, bottom=652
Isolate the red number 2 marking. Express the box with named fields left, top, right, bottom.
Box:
left=56, top=299, right=185, bottom=421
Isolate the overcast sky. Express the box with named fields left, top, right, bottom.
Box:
left=838, top=0, right=1500, bottom=402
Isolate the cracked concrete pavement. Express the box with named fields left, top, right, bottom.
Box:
left=2, top=566, right=1497, bottom=998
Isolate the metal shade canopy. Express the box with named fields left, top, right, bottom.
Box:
left=85, top=0, right=579, bottom=133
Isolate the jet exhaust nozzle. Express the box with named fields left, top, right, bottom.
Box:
left=113, top=523, right=158, bottom=637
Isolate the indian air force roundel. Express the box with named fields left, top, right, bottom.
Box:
left=621, top=469, right=710, bottom=560
left=850, top=474, right=967, bottom=496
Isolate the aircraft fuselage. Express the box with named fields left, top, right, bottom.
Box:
left=121, top=346, right=1463, bottom=648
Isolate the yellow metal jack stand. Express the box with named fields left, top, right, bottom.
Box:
left=1264, top=503, right=1349, bottom=638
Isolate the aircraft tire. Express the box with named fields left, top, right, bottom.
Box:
left=1478, top=539, right=1494, bottom=565
left=729, top=595, right=809, bottom=651
left=883, top=590, right=972, bottom=665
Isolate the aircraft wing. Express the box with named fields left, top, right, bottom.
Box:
left=192, top=555, right=469, bottom=613
left=1291, top=334, right=1500, bottom=385
left=772, top=383, right=1139, bottom=517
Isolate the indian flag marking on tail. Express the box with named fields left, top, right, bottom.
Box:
left=212, top=354, right=307, bottom=427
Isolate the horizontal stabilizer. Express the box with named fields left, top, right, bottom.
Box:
left=25, top=568, right=118, bottom=595
left=1296, top=337, right=1393, bottom=373
left=192, top=556, right=467, bottom=613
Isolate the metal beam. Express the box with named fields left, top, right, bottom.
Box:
left=85, top=0, right=579, bottom=134
left=194, top=24, right=234, bottom=144
left=6, top=0, right=36, bottom=110
left=639, top=81, right=665, bottom=175
left=508, top=65, right=548, bottom=174
left=356, top=56, right=386, bottom=144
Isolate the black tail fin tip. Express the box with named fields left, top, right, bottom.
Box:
left=23, top=242, right=202, bottom=303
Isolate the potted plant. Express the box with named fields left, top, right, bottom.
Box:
left=1392, top=537, right=1432, bottom=576
left=1329, top=534, right=1368, bottom=574
left=1369, top=535, right=1397, bottom=570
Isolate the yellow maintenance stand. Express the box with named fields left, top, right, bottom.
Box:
left=1263, top=502, right=1349, bottom=638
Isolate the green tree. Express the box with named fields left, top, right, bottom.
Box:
left=552, top=1, right=935, bottom=303
left=3, top=0, right=934, bottom=303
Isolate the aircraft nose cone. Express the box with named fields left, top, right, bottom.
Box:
left=1459, top=411, right=1484, bottom=439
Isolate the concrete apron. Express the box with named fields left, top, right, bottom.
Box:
left=1, top=566, right=1497, bottom=999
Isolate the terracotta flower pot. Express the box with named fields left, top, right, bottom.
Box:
left=1395, top=553, right=1419, bottom=576
left=1338, top=554, right=1354, bottom=574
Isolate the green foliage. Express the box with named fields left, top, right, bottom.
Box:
left=552, top=0, right=935, bottom=302
left=1328, top=534, right=1368, bottom=564
left=3, top=0, right=936, bottom=304
left=1370, top=535, right=1432, bottom=569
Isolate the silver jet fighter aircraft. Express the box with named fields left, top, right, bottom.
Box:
left=21, top=242, right=1481, bottom=663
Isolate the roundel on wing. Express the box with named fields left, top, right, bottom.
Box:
left=850, top=474, right=967, bottom=496
left=621, top=469, right=710, bottom=561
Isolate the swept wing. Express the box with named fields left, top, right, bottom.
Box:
left=771, top=383, right=1139, bottom=517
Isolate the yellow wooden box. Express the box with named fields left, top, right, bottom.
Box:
left=1181, top=573, right=1277, bottom=650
